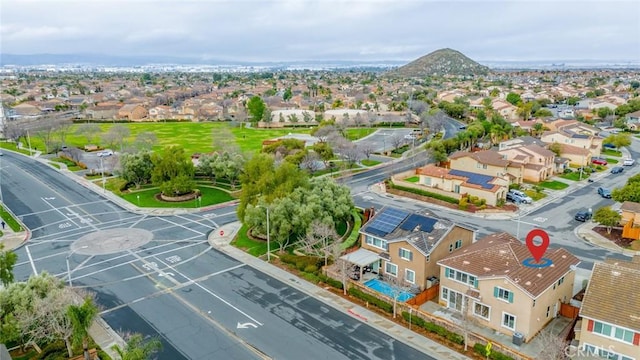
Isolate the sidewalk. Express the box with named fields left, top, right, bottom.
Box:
left=208, top=222, right=471, bottom=360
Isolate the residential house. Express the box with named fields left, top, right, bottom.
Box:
left=497, top=143, right=556, bottom=182
left=438, top=232, right=580, bottom=343
left=449, top=150, right=524, bottom=185
left=268, top=109, right=316, bottom=127
left=540, top=128, right=602, bottom=159
left=620, top=201, right=640, bottom=241
left=86, top=104, right=120, bottom=120
left=11, top=102, right=42, bottom=118
left=625, top=110, right=640, bottom=131
left=492, top=99, right=518, bottom=120
left=148, top=105, right=175, bottom=121
left=415, top=165, right=509, bottom=206
left=577, top=256, right=640, bottom=360
left=118, top=104, right=148, bottom=121
left=352, top=207, right=476, bottom=291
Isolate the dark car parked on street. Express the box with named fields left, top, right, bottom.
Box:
left=611, top=166, right=624, bottom=174
left=597, top=187, right=612, bottom=198
left=575, top=210, right=593, bottom=222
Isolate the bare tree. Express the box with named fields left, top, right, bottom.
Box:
left=56, top=122, right=73, bottom=146
left=537, top=327, right=569, bottom=360
left=3, top=120, right=27, bottom=145
left=35, top=123, right=58, bottom=153
left=76, top=123, right=101, bottom=144
left=108, top=125, right=130, bottom=152
left=298, top=221, right=338, bottom=266
left=314, top=125, right=338, bottom=143
left=390, top=135, right=403, bottom=152
left=133, top=131, right=158, bottom=151
left=361, top=144, right=375, bottom=160
left=328, top=242, right=349, bottom=295
left=212, top=126, right=240, bottom=154
left=300, top=151, right=322, bottom=174
left=383, top=273, right=413, bottom=318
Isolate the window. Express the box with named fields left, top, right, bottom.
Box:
left=502, top=312, right=516, bottom=330
left=454, top=185, right=461, bottom=193
left=441, top=287, right=448, bottom=301
left=454, top=239, right=463, bottom=249
left=405, top=269, right=415, bottom=284
left=557, top=276, right=565, bottom=286
left=546, top=306, right=550, bottom=318
left=399, top=248, right=413, bottom=261
left=445, top=268, right=477, bottom=287
left=532, top=299, right=536, bottom=308
left=583, top=344, right=635, bottom=360
left=593, top=320, right=635, bottom=344
left=426, top=255, right=430, bottom=262
left=424, top=178, right=431, bottom=186
left=365, top=235, right=388, bottom=250
left=474, top=303, right=490, bottom=320
left=494, top=287, right=514, bottom=303
left=385, top=262, right=398, bottom=277
left=449, top=244, right=454, bottom=252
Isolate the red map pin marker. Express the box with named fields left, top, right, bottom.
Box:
left=525, top=229, right=549, bottom=262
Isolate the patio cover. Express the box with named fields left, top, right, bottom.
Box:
left=340, top=248, right=381, bottom=266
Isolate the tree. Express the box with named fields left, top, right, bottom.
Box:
left=566, top=96, right=580, bottom=106
left=506, top=92, right=521, bottom=105
left=211, top=126, right=240, bottom=154
left=120, top=152, right=154, bottom=189
left=283, top=87, right=292, bottom=102
left=76, top=123, right=101, bottom=144
left=246, top=96, right=266, bottom=123
left=612, top=182, right=640, bottom=203
left=593, top=207, right=621, bottom=234
left=537, top=328, right=569, bottom=360
left=112, top=333, right=162, bottom=360
left=549, top=142, right=562, bottom=156
left=107, top=125, right=131, bottom=152
left=133, top=132, right=158, bottom=151
left=151, top=146, right=195, bottom=196
left=298, top=221, right=338, bottom=266
left=68, top=297, right=99, bottom=360
left=300, top=151, right=322, bottom=174
left=35, top=123, right=58, bottom=153
left=0, top=244, right=17, bottom=287
left=604, top=133, right=631, bottom=149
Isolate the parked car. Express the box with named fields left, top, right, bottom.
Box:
left=603, top=143, right=616, bottom=149
left=507, top=189, right=533, bottom=204
left=575, top=210, right=593, bottom=222
left=623, top=158, right=635, bottom=166
left=97, top=150, right=114, bottom=157
left=611, top=166, right=624, bottom=174
left=597, top=187, right=612, bottom=198
left=591, top=157, right=608, bottom=165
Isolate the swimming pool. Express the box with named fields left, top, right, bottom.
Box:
left=363, top=279, right=415, bottom=302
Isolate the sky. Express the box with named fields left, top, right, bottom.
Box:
left=1, top=0, right=639, bottom=62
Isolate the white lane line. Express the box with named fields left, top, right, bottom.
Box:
left=100, top=263, right=247, bottom=315
left=42, top=197, right=80, bottom=228
left=25, top=245, right=38, bottom=275
left=175, top=214, right=218, bottom=228
left=510, top=219, right=543, bottom=227
left=155, top=217, right=206, bottom=235
left=152, top=255, right=263, bottom=326
left=128, top=215, right=149, bottom=228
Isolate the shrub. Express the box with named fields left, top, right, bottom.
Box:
left=401, top=312, right=464, bottom=345
left=36, top=341, right=66, bottom=359
left=304, top=264, right=318, bottom=273
left=458, top=197, right=468, bottom=210
left=319, top=274, right=344, bottom=289
left=347, top=287, right=393, bottom=313
left=509, top=184, right=521, bottom=190
left=387, top=181, right=458, bottom=204
left=301, top=272, right=320, bottom=283
left=473, top=343, right=515, bottom=360
left=480, top=198, right=486, bottom=206
left=478, top=204, right=487, bottom=210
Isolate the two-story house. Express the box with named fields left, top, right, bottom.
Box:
left=449, top=150, right=524, bottom=185
left=577, top=256, right=640, bottom=360
left=620, top=201, right=640, bottom=241
left=497, top=143, right=556, bottom=183
left=437, top=232, right=580, bottom=343
left=415, top=164, right=509, bottom=206
left=118, top=104, right=148, bottom=121
left=625, top=110, right=640, bottom=131
left=355, top=207, right=476, bottom=291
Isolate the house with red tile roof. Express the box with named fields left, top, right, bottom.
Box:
left=449, top=150, right=525, bottom=185
left=437, top=232, right=580, bottom=343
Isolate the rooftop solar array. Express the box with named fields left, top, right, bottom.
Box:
left=366, top=208, right=409, bottom=237
left=449, top=169, right=495, bottom=189
left=399, top=214, right=437, bottom=232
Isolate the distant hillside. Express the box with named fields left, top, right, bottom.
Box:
left=387, top=48, right=490, bottom=77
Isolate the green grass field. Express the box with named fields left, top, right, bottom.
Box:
left=28, top=122, right=312, bottom=155
left=606, top=158, right=619, bottom=164
left=539, top=180, right=569, bottom=190
left=0, top=142, right=32, bottom=155
left=344, top=128, right=377, bottom=141
left=231, top=224, right=269, bottom=257
left=361, top=159, right=381, bottom=167
left=602, top=148, right=622, bottom=157
left=560, top=172, right=589, bottom=181
left=0, top=204, right=23, bottom=232
left=405, top=176, right=419, bottom=183
left=120, top=185, right=234, bottom=208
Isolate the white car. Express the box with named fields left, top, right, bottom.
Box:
left=623, top=158, right=635, bottom=166
left=97, top=150, right=114, bottom=157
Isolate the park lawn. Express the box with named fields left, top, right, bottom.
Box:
left=31, top=122, right=313, bottom=155
left=606, top=158, right=619, bottom=164
left=0, top=204, right=23, bottom=231
left=0, top=141, right=32, bottom=155
left=344, top=128, right=377, bottom=141
left=405, top=176, right=419, bottom=183
left=232, top=224, right=268, bottom=257
left=121, top=185, right=234, bottom=208
left=539, top=180, right=569, bottom=190
left=560, top=172, right=589, bottom=181
left=602, top=148, right=622, bottom=157
left=361, top=159, right=381, bottom=167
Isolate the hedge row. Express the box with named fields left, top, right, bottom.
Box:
left=401, top=312, right=464, bottom=345
left=347, top=287, right=393, bottom=313
left=279, top=253, right=323, bottom=272
left=341, top=209, right=362, bottom=250
left=473, top=343, right=515, bottom=360
left=388, top=181, right=459, bottom=204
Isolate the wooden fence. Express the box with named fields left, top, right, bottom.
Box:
left=622, top=222, right=640, bottom=240
left=406, top=284, right=439, bottom=306
left=560, top=302, right=580, bottom=318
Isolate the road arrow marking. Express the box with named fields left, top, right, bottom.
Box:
left=237, top=322, right=258, bottom=329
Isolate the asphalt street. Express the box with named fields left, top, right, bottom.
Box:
left=3, top=151, right=436, bottom=360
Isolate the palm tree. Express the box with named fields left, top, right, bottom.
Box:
left=112, top=333, right=163, bottom=360
left=67, top=297, right=98, bottom=360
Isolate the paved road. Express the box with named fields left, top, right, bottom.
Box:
left=3, top=151, right=436, bottom=360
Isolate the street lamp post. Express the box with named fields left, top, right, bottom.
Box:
left=66, top=246, right=89, bottom=287
left=100, top=156, right=106, bottom=193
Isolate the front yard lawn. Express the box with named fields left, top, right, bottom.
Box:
left=344, top=128, right=377, bottom=141
left=602, top=148, right=622, bottom=157
left=361, top=159, right=381, bottom=167
left=121, top=186, right=234, bottom=208
left=524, top=189, right=547, bottom=201
left=405, top=176, right=419, bottom=183
left=560, top=172, right=589, bottom=181
left=231, top=224, right=268, bottom=257
left=606, top=158, right=619, bottom=164
left=539, top=180, right=569, bottom=190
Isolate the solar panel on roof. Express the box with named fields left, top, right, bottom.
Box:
left=399, top=214, right=437, bottom=232
left=366, top=207, right=409, bottom=236
left=449, top=169, right=494, bottom=189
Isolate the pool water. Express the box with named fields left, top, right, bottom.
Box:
left=363, top=279, right=415, bottom=302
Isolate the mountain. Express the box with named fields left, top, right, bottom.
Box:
left=386, top=48, right=490, bottom=77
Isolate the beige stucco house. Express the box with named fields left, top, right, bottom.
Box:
left=352, top=207, right=476, bottom=291
left=449, top=150, right=525, bottom=185
left=497, top=143, right=556, bottom=183
left=118, top=104, right=148, bottom=121
left=577, top=256, right=640, bottom=360
left=437, top=232, right=580, bottom=343
left=415, top=164, right=509, bottom=206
